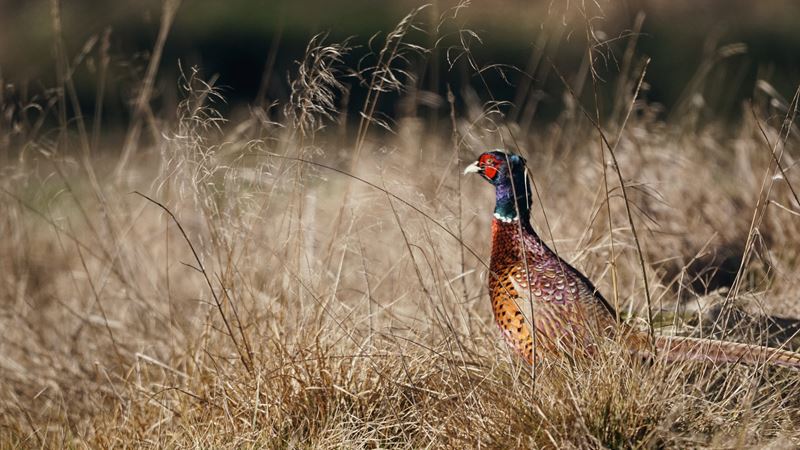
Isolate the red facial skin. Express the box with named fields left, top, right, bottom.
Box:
left=479, top=153, right=499, bottom=180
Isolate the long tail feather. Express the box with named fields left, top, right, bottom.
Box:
left=654, top=335, right=800, bottom=370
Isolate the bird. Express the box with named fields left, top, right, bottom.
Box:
left=465, top=149, right=800, bottom=369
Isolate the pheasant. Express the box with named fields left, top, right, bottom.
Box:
left=465, top=150, right=800, bottom=369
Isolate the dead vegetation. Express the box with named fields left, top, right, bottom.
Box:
left=2, top=2, right=800, bottom=448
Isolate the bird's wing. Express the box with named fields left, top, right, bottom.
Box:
left=508, top=262, right=618, bottom=338
left=507, top=261, right=579, bottom=304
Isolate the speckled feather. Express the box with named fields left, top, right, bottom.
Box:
left=488, top=214, right=800, bottom=370
left=489, top=218, right=630, bottom=364
left=474, top=150, right=800, bottom=370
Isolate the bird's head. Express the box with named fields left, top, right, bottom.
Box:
left=464, top=150, right=532, bottom=222
left=464, top=150, right=527, bottom=187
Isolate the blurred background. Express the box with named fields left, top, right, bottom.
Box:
left=2, top=0, right=800, bottom=137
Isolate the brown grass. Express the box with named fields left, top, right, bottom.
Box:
left=2, top=3, right=800, bottom=448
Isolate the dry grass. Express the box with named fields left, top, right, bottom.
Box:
left=3, top=4, right=800, bottom=448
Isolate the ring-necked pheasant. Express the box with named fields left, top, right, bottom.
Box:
left=465, top=150, right=800, bottom=369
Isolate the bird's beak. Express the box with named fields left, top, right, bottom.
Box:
left=463, top=161, right=481, bottom=175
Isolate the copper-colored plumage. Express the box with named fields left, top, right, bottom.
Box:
left=470, top=150, right=800, bottom=370
left=489, top=218, right=617, bottom=364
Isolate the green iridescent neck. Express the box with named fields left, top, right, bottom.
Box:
left=494, top=199, right=522, bottom=222
left=494, top=179, right=531, bottom=222
left=494, top=175, right=531, bottom=223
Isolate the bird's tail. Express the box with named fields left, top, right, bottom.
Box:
left=653, top=335, right=800, bottom=370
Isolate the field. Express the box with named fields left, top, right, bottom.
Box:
left=3, top=3, right=800, bottom=448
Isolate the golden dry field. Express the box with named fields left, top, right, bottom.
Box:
left=2, top=2, right=800, bottom=448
